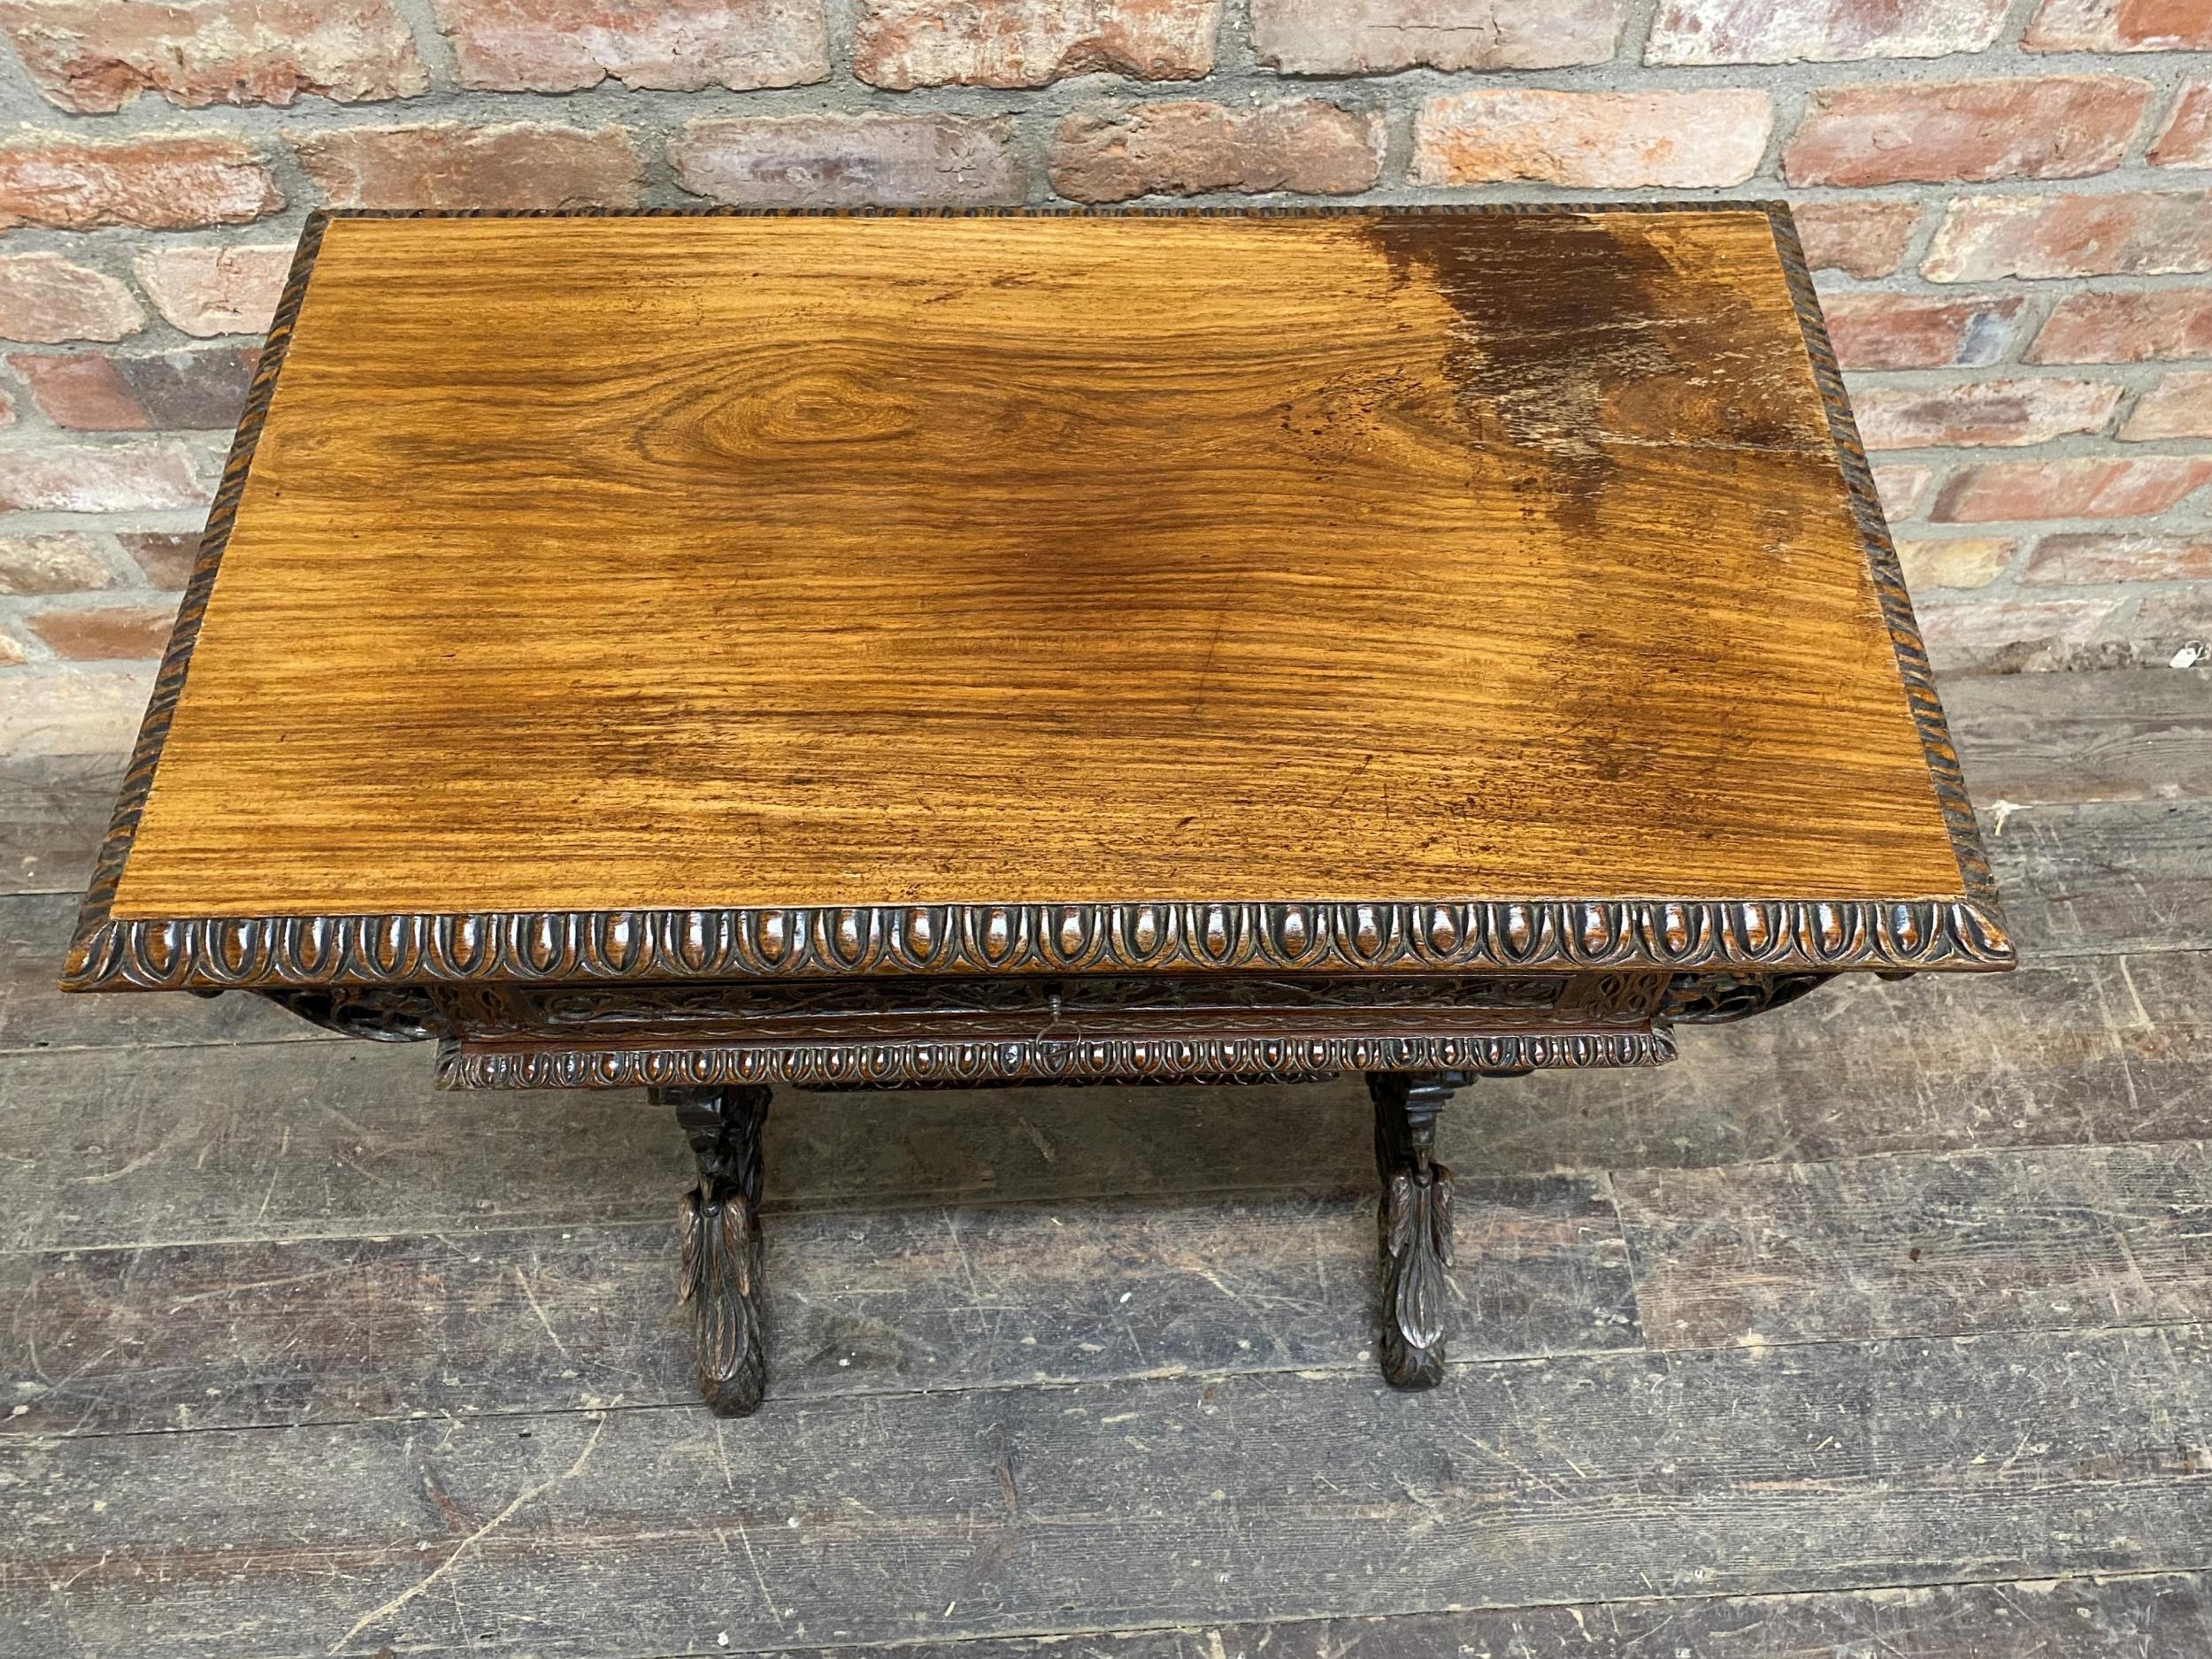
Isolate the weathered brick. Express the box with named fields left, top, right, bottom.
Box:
left=434, top=0, right=827, bottom=92
left=1931, top=455, right=2212, bottom=522
left=1872, top=463, right=1932, bottom=518
left=671, top=116, right=1020, bottom=207
left=1822, top=292, right=2024, bottom=370
left=26, top=603, right=178, bottom=661
left=9, top=347, right=257, bottom=432
left=1252, top=0, right=1617, bottom=75
left=1924, top=192, right=2212, bottom=281
left=1918, top=595, right=2123, bottom=672
left=853, top=0, right=1215, bottom=88
left=0, top=134, right=281, bottom=231
left=294, top=123, right=641, bottom=210
left=0, top=439, right=213, bottom=513
left=0, top=388, right=12, bottom=426
left=2152, top=83, right=2212, bottom=168
left=0, top=252, right=144, bottom=344
left=1049, top=101, right=1380, bottom=204
left=1854, top=378, right=2123, bottom=449
left=0, top=531, right=113, bottom=595
left=1793, top=199, right=1920, bottom=278
left=1783, top=77, right=2149, bottom=188
left=0, top=633, right=22, bottom=666
left=133, top=243, right=293, bottom=338
left=118, top=531, right=200, bottom=589
left=1896, top=535, right=2016, bottom=590
left=1647, top=0, right=2008, bottom=65
left=2024, top=0, right=2212, bottom=52
left=2029, top=288, right=2212, bottom=362
left=2121, top=370, right=2212, bottom=440
left=1411, top=89, right=1770, bottom=189
left=2024, top=531, right=2212, bottom=583
left=0, top=0, right=426, bottom=112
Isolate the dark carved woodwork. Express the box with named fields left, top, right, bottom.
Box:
left=437, top=1028, right=1671, bottom=1090
left=658, top=1084, right=772, bottom=1418
left=1368, top=1071, right=1469, bottom=1389
left=66, top=895, right=2015, bottom=994
left=1662, top=972, right=1834, bottom=1025
left=257, top=986, right=446, bottom=1041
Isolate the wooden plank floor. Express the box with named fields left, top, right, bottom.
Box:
left=3, top=665, right=2208, bottom=1659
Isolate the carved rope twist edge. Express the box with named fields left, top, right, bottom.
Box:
left=61, top=204, right=2016, bottom=995
left=1765, top=203, right=2007, bottom=919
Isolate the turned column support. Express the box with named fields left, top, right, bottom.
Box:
left=1365, top=1070, right=1474, bottom=1390
left=654, top=1084, right=772, bottom=1417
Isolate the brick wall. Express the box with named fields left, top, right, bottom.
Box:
left=3, top=0, right=2208, bottom=754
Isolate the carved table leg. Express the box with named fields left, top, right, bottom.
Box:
left=654, top=1084, right=772, bottom=1417
left=1366, top=1070, right=1471, bottom=1390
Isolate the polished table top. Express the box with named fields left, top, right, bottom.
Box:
left=65, top=207, right=2011, bottom=991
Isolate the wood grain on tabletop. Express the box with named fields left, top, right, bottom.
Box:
left=111, top=211, right=1966, bottom=918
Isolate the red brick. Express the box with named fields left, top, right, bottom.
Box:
left=0, top=252, right=144, bottom=344
left=0, top=0, right=425, bottom=112
left=1924, top=191, right=2212, bottom=280
left=671, top=115, right=1020, bottom=207
left=1822, top=292, right=2024, bottom=370
left=1647, top=0, right=2008, bottom=64
left=0, top=439, right=213, bottom=512
left=1931, top=455, right=2212, bottom=522
left=1873, top=463, right=1933, bottom=518
left=1049, top=101, right=1381, bottom=204
left=2152, top=83, right=2212, bottom=168
left=1784, top=77, right=2149, bottom=188
left=1252, top=0, right=1617, bottom=75
left=2029, top=288, right=2212, bottom=362
left=1793, top=199, right=1920, bottom=277
left=26, top=603, right=178, bottom=661
left=118, top=531, right=200, bottom=589
left=0, top=387, right=12, bottom=426
left=293, top=123, right=641, bottom=210
left=1918, top=595, right=2123, bottom=672
left=7, top=350, right=136, bottom=428
left=2121, top=370, right=2212, bottom=439
left=2024, top=531, right=2212, bottom=583
left=1412, top=89, right=1770, bottom=189
left=0, top=134, right=281, bottom=231
left=1896, top=535, right=2016, bottom=590
left=0, top=532, right=114, bottom=595
left=9, top=347, right=257, bottom=432
left=434, top=0, right=827, bottom=92
left=2024, top=0, right=2212, bottom=51
left=853, top=0, right=1214, bottom=88
left=133, top=243, right=293, bottom=338
left=1854, top=378, right=2123, bottom=449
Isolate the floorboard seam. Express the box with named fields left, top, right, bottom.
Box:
left=12, top=1315, right=2212, bottom=1447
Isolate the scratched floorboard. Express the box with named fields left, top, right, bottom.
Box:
left=618, top=1573, right=2212, bottom=1658
left=0, top=1175, right=1637, bottom=1437
left=1944, top=666, right=2212, bottom=805
left=1619, top=1140, right=2212, bottom=1348
left=6, top=667, right=2212, bottom=1657
left=7, top=1324, right=2212, bottom=1655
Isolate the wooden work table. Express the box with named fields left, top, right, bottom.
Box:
left=64, top=206, right=2012, bottom=1415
